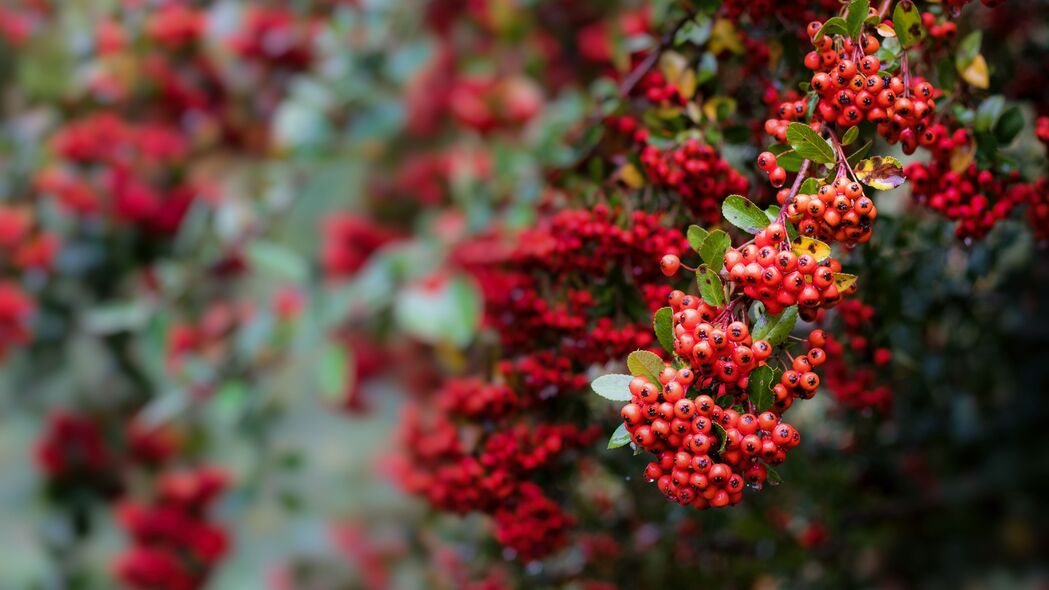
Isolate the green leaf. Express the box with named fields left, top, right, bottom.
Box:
left=975, top=95, right=1005, bottom=133
left=722, top=194, right=771, bottom=234
left=751, top=306, right=798, bottom=346
left=653, top=307, right=675, bottom=354
left=786, top=122, right=836, bottom=165
left=893, top=0, right=924, bottom=49
left=607, top=423, right=632, bottom=449
left=715, top=394, right=735, bottom=408
left=854, top=156, right=907, bottom=190
left=317, top=342, right=351, bottom=403
left=748, top=365, right=776, bottom=412
left=246, top=241, right=309, bottom=282
left=696, top=51, right=718, bottom=86
left=394, top=275, right=482, bottom=347
left=798, top=177, right=821, bottom=195
left=687, top=225, right=709, bottom=252
left=700, top=229, right=731, bottom=273
left=956, top=31, right=983, bottom=68
left=712, top=422, right=728, bottom=454
left=591, top=373, right=635, bottom=401
left=846, top=0, right=870, bottom=39
left=769, top=144, right=805, bottom=172
left=766, top=464, right=783, bottom=485
left=995, top=107, right=1024, bottom=145
left=841, top=126, right=859, bottom=146
left=696, top=267, right=725, bottom=308
left=846, top=139, right=873, bottom=168
left=627, top=350, right=665, bottom=385
left=814, top=16, right=849, bottom=42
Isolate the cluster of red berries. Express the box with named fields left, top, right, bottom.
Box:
left=782, top=176, right=878, bottom=245
left=604, top=114, right=650, bottom=145
left=37, top=114, right=198, bottom=234
left=639, top=139, right=750, bottom=225
left=621, top=366, right=802, bottom=509
left=438, top=377, right=521, bottom=420
left=723, top=224, right=849, bottom=317
left=113, top=467, right=230, bottom=590
left=1037, top=116, right=1049, bottom=145
left=395, top=405, right=597, bottom=520
left=635, top=70, right=688, bottom=107
left=493, top=482, right=576, bottom=562
left=663, top=293, right=771, bottom=393
left=906, top=126, right=1028, bottom=240
left=1026, top=178, right=1049, bottom=241
left=818, top=303, right=894, bottom=412
left=921, top=11, right=959, bottom=41
left=0, top=206, right=59, bottom=272
left=0, top=281, right=34, bottom=360
left=322, top=214, right=401, bottom=278
left=802, top=25, right=938, bottom=152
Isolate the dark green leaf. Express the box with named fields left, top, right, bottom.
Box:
left=591, top=373, right=635, bottom=401
left=995, top=106, right=1024, bottom=145
left=653, top=307, right=675, bottom=354
left=846, top=0, right=870, bottom=39
left=700, top=229, right=731, bottom=273
left=715, top=394, right=735, bottom=408
left=607, top=423, right=632, bottom=449
left=846, top=139, right=873, bottom=168
left=893, top=0, right=924, bottom=49
left=975, top=95, right=1005, bottom=132
left=751, top=306, right=798, bottom=346
left=786, top=122, right=836, bottom=164
left=712, top=422, right=728, bottom=454
left=722, top=194, right=771, bottom=234
left=696, top=267, right=725, bottom=308
left=748, top=365, right=776, bottom=412
left=766, top=464, right=783, bottom=485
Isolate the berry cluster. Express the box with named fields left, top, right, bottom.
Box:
left=114, top=468, right=230, bottom=590
left=493, top=483, right=575, bottom=562
left=621, top=366, right=802, bottom=509
left=321, top=214, right=401, bottom=278
left=906, top=126, right=1028, bottom=240
left=0, top=206, right=59, bottom=272
left=782, top=176, right=878, bottom=245
left=802, top=24, right=938, bottom=152
left=723, top=224, right=849, bottom=318
left=639, top=139, right=750, bottom=225
left=0, top=281, right=34, bottom=359
left=818, top=303, right=894, bottom=413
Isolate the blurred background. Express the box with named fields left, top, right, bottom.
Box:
left=0, top=0, right=1047, bottom=588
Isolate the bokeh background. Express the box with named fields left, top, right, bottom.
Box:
left=0, top=0, right=1048, bottom=588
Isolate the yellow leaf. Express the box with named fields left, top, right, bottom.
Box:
left=959, top=53, right=989, bottom=89
left=792, top=237, right=832, bottom=262
left=834, top=273, right=858, bottom=292
left=659, top=51, right=689, bottom=85
left=949, top=135, right=976, bottom=173
left=854, top=156, right=906, bottom=191
left=686, top=102, right=702, bottom=123
left=876, top=23, right=896, bottom=37
left=710, top=18, right=744, bottom=55
left=618, top=163, right=646, bottom=188
left=767, top=39, right=784, bottom=72
left=702, top=96, right=737, bottom=122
